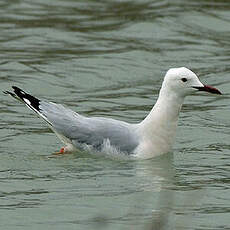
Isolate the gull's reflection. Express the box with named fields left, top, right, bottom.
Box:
left=90, top=153, right=176, bottom=230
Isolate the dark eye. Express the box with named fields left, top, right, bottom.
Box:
left=181, top=78, right=187, bottom=82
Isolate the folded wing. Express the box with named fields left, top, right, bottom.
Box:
left=5, top=86, right=139, bottom=153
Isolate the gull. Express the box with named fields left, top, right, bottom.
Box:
left=4, top=67, right=221, bottom=159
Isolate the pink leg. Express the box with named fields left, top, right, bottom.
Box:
left=54, top=145, right=76, bottom=155
left=54, top=147, right=68, bottom=155
left=60, top=147, right=65, bottom=153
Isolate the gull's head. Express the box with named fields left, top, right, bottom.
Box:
left=162, top=67, right=221, bottom=97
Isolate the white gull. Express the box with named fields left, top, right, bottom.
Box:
left=4, top=67, right=221, bottom=159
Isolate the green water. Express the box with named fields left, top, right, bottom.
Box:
left=1, top=0, right=230, bottom=229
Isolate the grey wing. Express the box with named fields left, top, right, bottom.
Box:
left=41, top=101, right=140, bottom=153
left=5, top=86, right=139, bottom=153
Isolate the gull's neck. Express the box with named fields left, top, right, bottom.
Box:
left=144, top=86, right=184, bottom=125
left=137, top=85, right=185, bottom=157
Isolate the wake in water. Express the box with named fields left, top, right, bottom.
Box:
left=77, top=138, right=130, bottom=159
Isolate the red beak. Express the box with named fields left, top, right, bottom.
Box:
left=193, top=85, right=222, bottom=95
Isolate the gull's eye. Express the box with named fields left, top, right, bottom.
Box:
left=181, top=78, right=187, bottom=82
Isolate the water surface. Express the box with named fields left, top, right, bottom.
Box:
left=1, top=0, right=230, bottom=229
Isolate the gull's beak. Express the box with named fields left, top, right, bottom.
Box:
left=193, top=85, right=222, bottom=95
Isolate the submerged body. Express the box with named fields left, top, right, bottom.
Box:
left=5, top=67, right=221, bottom=159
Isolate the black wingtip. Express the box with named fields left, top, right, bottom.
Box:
left=11, top=86, right=41, bottom=112
left=12, top=86, right=19, bottom=89
left=3, top=90, right=10, bottom=95
left=12, top=86, right=25, bottom=95
left=3, top=90, right=15, bottom=97
left=12, top=86, right=22, bottom=90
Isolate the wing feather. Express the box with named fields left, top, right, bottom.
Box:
left=5, top=86, right=139, bottom=153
